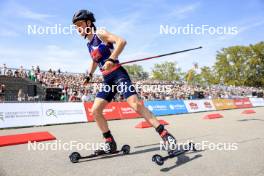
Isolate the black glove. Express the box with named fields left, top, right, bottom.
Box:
left=83, top=73, right=93, bottom=85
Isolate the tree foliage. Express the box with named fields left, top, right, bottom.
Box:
left=151, top=61, right=183, bottom=81
left=123, top=64, right=149, bottom=80
left=214, top=41, right=264, bottom=87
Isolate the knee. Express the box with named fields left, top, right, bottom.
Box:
left=130, top=102, right=144, bottom=112
left=91, top=107, right=103, bottom=117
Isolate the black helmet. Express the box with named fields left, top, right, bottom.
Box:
left=72, top=10, right=96, bottom=24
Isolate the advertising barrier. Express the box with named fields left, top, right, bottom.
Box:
left=42, top=103, right=87, bottom=125
left=118, top=102, right=141, bottom=119
left=144, top=100, right=187, bottom=116
left=184, top=100, right=216, bottom=113
left=84, top=102, right=121, bottom=121
left=212, top=99, right=236, bottom=110
left=84, top=102, right=141, bottom=121
left=0, top=103, right=42, bottom=128
left=1, top=97, right=264, bottom=128
left=249, top=98, right=264, bottom=107
left=233, top=98, right=253, bottom=109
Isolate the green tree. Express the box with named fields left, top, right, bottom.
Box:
left=185, top=63, right=202, bottom=85
left=199, top=66, right=219, bottom=85
left=213, top=42, right=264, bottom=87
left=245, top=42, right=264, bottom=87
left=214, top=46, right=248, bottom=86
left=151, top=61, right=182, bottom=81
left=123, top=64, right=149, bottom=80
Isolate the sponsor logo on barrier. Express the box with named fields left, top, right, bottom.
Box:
left=120, top=107, right=136, bottom=114
left=145, top=100, right=188, bottom=115
left=46, top=109, right=57, bottom=118
left=234, top=98, right=253, bottom=108
left=0, top=103, right=87, bottom=128
left=118, top=102, right=141, bottom=119
left=87, top=107, right=116, bottom=115
left=3, top=111, right=40, bottom=118
left=46, top=109, right=84, bottom=118
left=189, top=102, right=199, bottom=110
left=84, top=102, right=121, bottom=121
left=0, top=103, right=43, bottom=128
left=169, top=104, right=185, bottom=110
left=148, top=105, right=168, bottom=111
left=0, top=112, right=4, bottom=121
left=215, top=102, right=223, bottom=106
left=212, top=99, right=236, bottom=110
left=249, top=98, right=264, bottom=106
left=204, top=101, right=212, bottom=109
left=184, top=100, right=216, bottom=112
left=41, top=103, right=87, bottom=125
left=148, top=105, right=154, bottom=111
left=103, top=107, right=116, bottom=113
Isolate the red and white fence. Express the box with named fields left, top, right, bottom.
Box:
left=0, top=98, right=263, bottom=128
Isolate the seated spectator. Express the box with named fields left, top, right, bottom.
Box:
left=69, top=91, right=79, bottom=102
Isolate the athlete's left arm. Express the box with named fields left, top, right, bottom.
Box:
left=97, top=29, right=127, bottom=60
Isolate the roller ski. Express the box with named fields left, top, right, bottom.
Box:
left=153, top=126, right=196, bottom=166
left=152, top=141, right=196, bottom=166
left=69, top=137, right=130, bottom=163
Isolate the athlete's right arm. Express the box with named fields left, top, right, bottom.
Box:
left=83, top=61, right=98, bottom=85
left=89, top=60, right=98, bottom=75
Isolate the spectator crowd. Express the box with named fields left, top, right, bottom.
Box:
left=1, top=64, right=263, bottom=102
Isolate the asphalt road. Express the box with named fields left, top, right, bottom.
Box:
left=1, top=107, right=264, bottom=176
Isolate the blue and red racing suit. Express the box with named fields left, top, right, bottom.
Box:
left=87, top=34, right=137, bottom=102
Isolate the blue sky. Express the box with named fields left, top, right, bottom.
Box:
left=0, top=0, right=264, bottom=73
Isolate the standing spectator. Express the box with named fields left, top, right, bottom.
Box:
left=14, top=69, right=19, bottom=77
left=81, top=89, right=92, bottom=102
left=36, top=66, right=40, bottom=74
left=0, top=84, right=5, bottom=102
left=1, top=64, right=7, bottom=75
left=17, top=89, right=26, bottom=101
left=6, top=69, right=13, bottom=76
left=60, top=92, right=68, bottom=102
left=29, top=66, right=36, bottom=81
left=19, top=66, right=26, bottom=78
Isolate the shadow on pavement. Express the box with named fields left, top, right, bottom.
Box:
left=77, top=145, right=205, bottom=170
left=78, top=146, right=161, bottom=163
left=160, top=154, right=202, bottom=172
left=237, top=119, right=264, bottom=122
left=160, top=150, right=204, bottom=172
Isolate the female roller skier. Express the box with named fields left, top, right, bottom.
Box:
left=72, top=10, right=177, bottom=154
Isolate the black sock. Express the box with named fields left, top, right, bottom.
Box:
left=155, top=124, right=165, bottom=135
left=103, top=130, right=113, bottom=139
